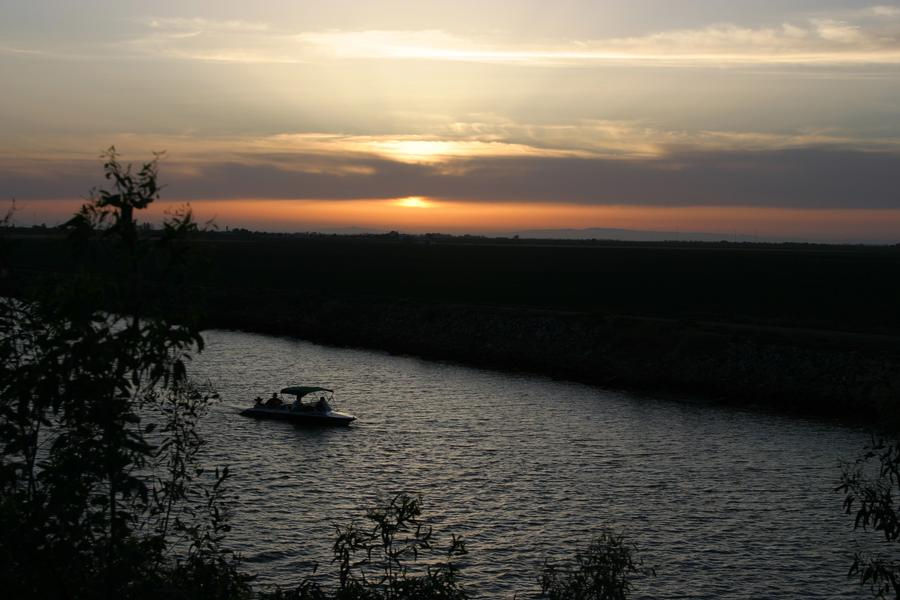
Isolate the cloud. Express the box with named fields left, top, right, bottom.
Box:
left=7, top=116, right=900, bottom=211
left=863, top=5, right=900, bottom=18
left=0, top=46, right=47, bottom=56
left=439, top=119, right=900, bottom=159
left=143, top=146, right=900, bottom=210
left=113, top=11, right=900, bottom=67
left=5, top=144, right=900, bottom=211
left=146, top=17, right=272, bottom=33
left=7, top=7, right=900, bottom=68
left=13, top=121, right=900, bottom=171
left=10, top=10, right=900, bottom=67
left=126, top=17, right=306, bottom=64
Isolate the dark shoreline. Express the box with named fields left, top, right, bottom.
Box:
left=8, top=230, right=900, bottom=424
left=200, top=292, right=900, bottom=425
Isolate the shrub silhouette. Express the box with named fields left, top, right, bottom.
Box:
left=266, top=493, right=468, bottom=600
left=539, top=532, right=654, bottom=600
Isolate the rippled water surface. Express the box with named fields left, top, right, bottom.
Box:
left=193, top=330, right=875, bottom=598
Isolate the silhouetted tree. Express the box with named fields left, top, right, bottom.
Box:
left=0, top=148, right=249, bottom=599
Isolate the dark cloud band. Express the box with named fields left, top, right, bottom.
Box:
left=3, top=147, right=899, bottom=209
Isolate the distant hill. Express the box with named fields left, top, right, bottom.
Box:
left=498, top=227, right=773, bottom=243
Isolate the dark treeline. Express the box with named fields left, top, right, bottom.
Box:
left=6, top=228, right=900, bottom=420
left=11, top=227, right=900, bottom=335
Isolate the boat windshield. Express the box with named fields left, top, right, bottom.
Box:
left=280, top=386, right=334, bottom=398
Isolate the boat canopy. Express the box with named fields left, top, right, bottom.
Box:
left=280, top=386, right=334, bottom=398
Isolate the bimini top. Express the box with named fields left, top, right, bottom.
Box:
left=280, top=386, right=334, bottom=398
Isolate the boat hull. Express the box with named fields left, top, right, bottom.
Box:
left=240, top=406, right=356, bottom=426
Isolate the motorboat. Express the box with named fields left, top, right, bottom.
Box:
left=240, top=386, right=356, bottom=426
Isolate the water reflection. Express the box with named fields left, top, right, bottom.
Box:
left=193, top=329, right=872, bottom=599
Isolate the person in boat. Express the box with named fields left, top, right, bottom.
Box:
left=265, top=392, right=283, bottom=408
left=254, top=396, right=264, bottom=406
left=315, top=396, right=329, bottom=412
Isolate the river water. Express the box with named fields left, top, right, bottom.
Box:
left=193, top=329, right=878, bottom=599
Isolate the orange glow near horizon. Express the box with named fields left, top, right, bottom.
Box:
left=15, top=197, right=900, bottom=242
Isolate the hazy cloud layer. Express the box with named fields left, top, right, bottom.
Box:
left=7, top=6, right=900, bottom=66
left=80, top=9, right=900, bottom=67
left=5, top=145, right=900, bottom=210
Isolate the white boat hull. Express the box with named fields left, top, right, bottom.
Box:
left=240, top=405, right=356, bottom=426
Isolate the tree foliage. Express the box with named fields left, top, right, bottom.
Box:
left=0, top=148, right=249, bottom=599
left=839, top=437, right=900, bottom=599
left=270, top=493, right=469, bottom=600
left=538, top=532, right=654, bottom=600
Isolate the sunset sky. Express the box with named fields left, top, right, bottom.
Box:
left=3, top=1, right=900, bottom=241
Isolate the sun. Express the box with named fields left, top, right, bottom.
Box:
left=395, top=196, right=431, bottom=208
